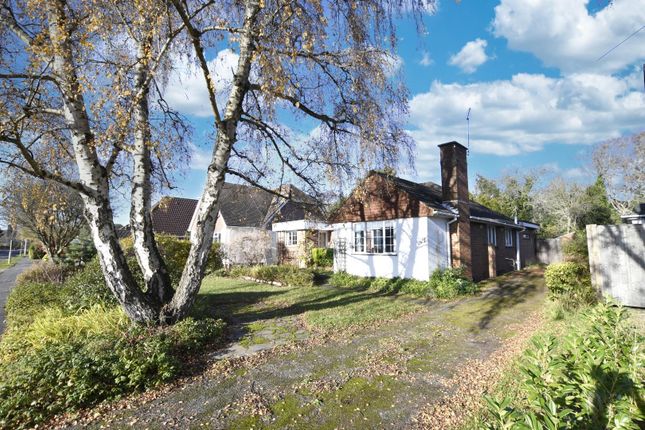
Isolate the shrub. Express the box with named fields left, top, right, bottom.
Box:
left=63, top=258, right=117, bottom=312
left=15, top=261, right=66, bottom=285
left=428, top=267, right=478, bottom=299
left=121, top=235, right=223, bottom=286
left=329, top=271, right=372, bottom=290
left=0, top=306, right=225, bottom=429
left=27, top=243, right=45, bottom=260
left=484, top=302, right=645, bottom=429
left=228, top=265, right=315, bottom=288
left=544, top=262, right=596, bottom=310
left=563, top=229, right=588, bottom=264
left=329, top=268, right=477, bottom=299
left=60, top=235, right=97, bottom=270
left=3, top=282, right=70, bottom=330
left=311, top=248, right=333, bottom=267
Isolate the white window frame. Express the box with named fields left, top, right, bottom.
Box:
left=352, top=221, right=396, bottom=255
left=487, top=225, right=497, bottom=246
left=213, top=232, right=221, bottom=243
left=504, top=228, right=514, bottom=247
left=287, top=231, right=298, bottom=246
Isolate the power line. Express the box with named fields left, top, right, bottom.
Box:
left=597, top=24, right=645, bottom=61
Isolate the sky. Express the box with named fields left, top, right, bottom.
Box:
left=155, top=0, right=644, bottom=214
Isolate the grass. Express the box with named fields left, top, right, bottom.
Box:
left=0, top=255, right=22, bottom=271
left=193, top=276, right=423, bottom=334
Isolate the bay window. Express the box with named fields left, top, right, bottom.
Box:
left=353, top=221, right=395, bottom=254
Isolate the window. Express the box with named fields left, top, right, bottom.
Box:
left=370, top=226, right=384, bottom=253
left=287, top=231, right=298, bottom=246
left=213, top=233, right=221, bottom=243
left=505, top=229, right=514, bottom=247
left=353, top=221, right=395, bottom=254
left=487, top=225, right=497, bottom=246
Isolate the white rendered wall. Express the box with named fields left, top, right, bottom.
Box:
left=332, top=217, right=449, bottom=281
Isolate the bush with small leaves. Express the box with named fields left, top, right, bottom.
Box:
left=0, top=305, right=225, bottom=429
left=544, top=262, right=596, bottom=310
left=484, top=302, right=644, bottom=429
left=311, top=247, right=333, bottom=267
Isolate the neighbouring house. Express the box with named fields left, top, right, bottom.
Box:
left=330, top=141, right=539, bottom=282
left=271, top=185, right=332, bottom=267
left=151, top=183, right=327, bottom=265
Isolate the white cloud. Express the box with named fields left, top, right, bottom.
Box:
left=188, top=143, right=212, bottom=170
left=449, top=38, right=490, bottom=73
left=163, top=49, right=239, bottom=117
left=493, top=0, right=645, bottom=74
left=408, top=70, right=644, bottom=179
left=420, top=51, right=433, bottom=66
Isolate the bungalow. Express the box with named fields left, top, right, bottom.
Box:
left=330, top=142, right=538, bottom=282
left=151, top=183, right=327, bottom=265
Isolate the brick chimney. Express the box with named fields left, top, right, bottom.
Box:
left=438, top=141, right=472, bottom=279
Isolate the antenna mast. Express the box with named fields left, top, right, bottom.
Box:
left=466, top=107, right=471, bottom=154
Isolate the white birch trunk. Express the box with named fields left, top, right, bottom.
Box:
left=162, top=0, right=261, bottom=322
left=130, top=37, right=173, bottom=306
left=48, top=1, right=158, bottom=323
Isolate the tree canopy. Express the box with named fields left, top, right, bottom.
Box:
left=0, top=0, right=435, bottom=324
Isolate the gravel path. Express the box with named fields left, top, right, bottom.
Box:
left=56, top=267, right=547, bottom=429
left=0, top=258, right=31, bottom=333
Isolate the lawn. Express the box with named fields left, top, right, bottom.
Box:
left=0, top=255, right=22, bottom=271
left=192, top=275, right=425, bottom=339
left=73, top=267, right=549, bottom=429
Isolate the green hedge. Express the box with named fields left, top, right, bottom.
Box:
left=0, top=306, right=225, bottom=429
left=120, top=234, right=223, bottom=287
left=229, top=265, right=315, bottom=288
left=329, top=267, right=478, bottom=299
left=484, top=302, right=645, bottom=429
left=311, top=248, right=333, bottom=267
left=544, top=262, right=596, bottom=310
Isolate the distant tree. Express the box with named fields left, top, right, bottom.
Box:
left=472, top=172, right=537, bottom=221
left=0, top=173, right=85, bottom=260
left=535, top=177, right=589, bottom=236
left=592, top=132, right=645, bottom=216
left=577, top=176, right=620, bottom=227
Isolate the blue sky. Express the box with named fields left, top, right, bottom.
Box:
left=155, top=0, right=644, bottom=217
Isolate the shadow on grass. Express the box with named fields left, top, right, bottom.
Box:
left=194, top=284, right=409, bottom=325
left=476, top=268, right=544, bottom=330
left=443, top=266, right=545, bottom=333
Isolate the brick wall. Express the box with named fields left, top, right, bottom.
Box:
left=439, top=142, right=472, bottom=279
left=330, top=174, right=435, bottom=223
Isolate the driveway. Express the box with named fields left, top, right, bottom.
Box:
left=0, top=258, right=32, bottom=333
left=62, top=267, right=547, bottom=429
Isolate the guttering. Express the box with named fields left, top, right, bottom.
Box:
left=470, top=216, right=523, bottom=229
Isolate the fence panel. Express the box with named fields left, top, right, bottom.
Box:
left=587, top=224, right=645, bottom=308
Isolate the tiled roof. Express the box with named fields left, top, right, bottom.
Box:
left=151, top=197, right=198, bottom=236
left=151, top=183, right=320, bottom=234
left=373, top=172, right=524, bottom=226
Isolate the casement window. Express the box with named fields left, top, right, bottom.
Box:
left=505, top=229, right=514, bottom=247
left=287, top=231, right=298, bottom=246
left=354, top=226, right=365, bottom=252
left=353, top=221, right=395, bottom=254
left=213, top=233, right=221, bottom=243
left=487, top=225, right=497, bottom=246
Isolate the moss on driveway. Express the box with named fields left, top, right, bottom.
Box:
left=66, top=266, right=546, bottom=429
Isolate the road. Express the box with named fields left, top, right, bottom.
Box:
left=0, top=258, right=32, bottom=333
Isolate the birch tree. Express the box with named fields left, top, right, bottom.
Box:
left=1, top=0, right=434, bottom=324
left=592, top=131, right=645, bottom=216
